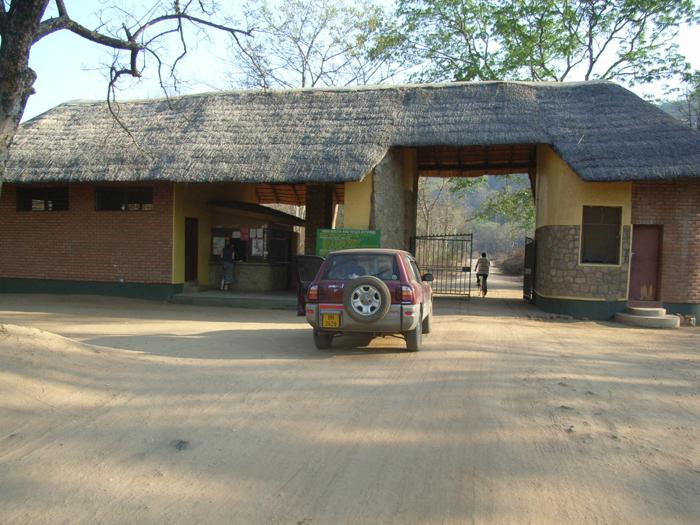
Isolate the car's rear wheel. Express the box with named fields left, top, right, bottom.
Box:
left=313, top=331, right=333, bottom=350
left=343, top=276, right=391, bottom=323
left=405, top=319, right=422, bottom=352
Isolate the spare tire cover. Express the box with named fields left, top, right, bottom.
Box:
left=343, top=276, right=392, bottom=323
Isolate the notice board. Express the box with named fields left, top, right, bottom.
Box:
left=316, top=229, right=381, bottom=257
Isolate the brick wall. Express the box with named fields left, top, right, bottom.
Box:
left=0, top=182, right=173, bottom=284
left=632, top=180, right=700, bottom=303
left=535, top=225, right=631, bottom=300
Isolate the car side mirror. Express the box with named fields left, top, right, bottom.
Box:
left=422, top=273, right=434, bottom=282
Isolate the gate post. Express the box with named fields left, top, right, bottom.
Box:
left=371, top=149, right=417, bottom=251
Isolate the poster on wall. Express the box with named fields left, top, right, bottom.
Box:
left=251, top=238, right=264, bottom=256
left=212, top=236, right=226, bottom=256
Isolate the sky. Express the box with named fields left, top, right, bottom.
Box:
left=22, top=0, right=700, bottom=122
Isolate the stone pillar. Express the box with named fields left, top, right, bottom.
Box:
left=403, top=149, right=419, bottom=251
left=371, top=149, right=416, bottom=251
left=304, top=183, right=335, bottom=255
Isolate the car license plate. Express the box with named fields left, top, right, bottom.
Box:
left=322, top=313, right=341, bottom=328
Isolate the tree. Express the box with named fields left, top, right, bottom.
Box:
left=450, top=175, right=534, bottom=232
left=417, top=177, right=463, bottom=235
left=373, top=0, right=699, bottom=84
left=228, top=0, right=395, bottom=89
left=676, top=71, right=700, bottom=130
left=0, top=0, right=250, bottom=172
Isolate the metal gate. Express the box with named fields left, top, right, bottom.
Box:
left=523, top=236, right=536, bottom=302
left=411, top=234, right=473, bottom=296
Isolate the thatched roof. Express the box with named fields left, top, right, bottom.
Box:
left=4, top=81, right=700, bottom=184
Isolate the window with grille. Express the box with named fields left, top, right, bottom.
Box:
left=95, top=187, right=153, bottom=211
left=16, top=186, right=69, bottom=211
left=581, top=206, right=622, bottom=264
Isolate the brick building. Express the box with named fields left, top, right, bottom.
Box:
left=1, top=81, right=699, bottom=318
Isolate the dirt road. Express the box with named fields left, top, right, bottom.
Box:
left=0, top=294, right=698, bottom=524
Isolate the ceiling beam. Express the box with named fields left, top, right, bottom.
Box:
left=417, top=162, right=533, bottom=172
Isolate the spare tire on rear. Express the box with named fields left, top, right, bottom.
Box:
left=343, top=276, right=391, bottom=323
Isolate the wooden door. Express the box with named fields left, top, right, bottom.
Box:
left=629, top=225, right=661, bottom=302
left=185, top=218, right=198, bottom=282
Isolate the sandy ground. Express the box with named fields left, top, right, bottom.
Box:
left=0, top=290, right=698, bottom=525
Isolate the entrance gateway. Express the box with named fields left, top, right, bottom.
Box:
left=1, top=81, right=699, bottom=319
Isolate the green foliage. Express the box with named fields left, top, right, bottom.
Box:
left=448, top=176, right=488, bottom=193
left=450, top=174, right=535, bottom=232
left=373, top=0, right=699, bottom=84
left=479, top=184, right=535, bottom=232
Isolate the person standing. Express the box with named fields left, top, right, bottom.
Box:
left=221, top=239, right=235, bottom=291
left=475, top=252, right=490, bottom=296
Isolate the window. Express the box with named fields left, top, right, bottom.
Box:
left=323, top=254, right=399, bottom=281
left=581, top=206, right=622, bottom=264
left=96, top=187, right=153, bottom=211
left=16, top=186, right=69, bottom=211
left=404, top=256, right=422, bottom=282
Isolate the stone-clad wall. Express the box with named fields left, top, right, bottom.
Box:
left=535, top=225, right=631, bottom=300
left=371, top=150, right=406, bottom=249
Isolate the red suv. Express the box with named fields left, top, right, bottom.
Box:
left=304, top=249, right=433, bottom=351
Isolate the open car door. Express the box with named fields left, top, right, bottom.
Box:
left=294, top=255, right=325, bottom=315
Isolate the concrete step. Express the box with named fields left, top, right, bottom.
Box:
left=170, top=291, right=297, bottom=310
left=182, top=281, right=201, bottom=294
left=615, top=312, right=680, bottom=329
left=626, top=306, right=667, bottom=317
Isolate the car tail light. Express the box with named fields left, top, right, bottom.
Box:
left=400, top=285, right=415, bottom=304
left=307, top=284, right=319, bottom=303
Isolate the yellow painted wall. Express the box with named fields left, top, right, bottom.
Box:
left=172, top=182, right=259, bottom=284
left=343, top=148, right=417, bottom=231
left=343, top=171, right=373, bottom=229
left=535, top=145, right=632, bottom=227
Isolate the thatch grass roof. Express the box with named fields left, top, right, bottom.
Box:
left=4, top=81, right=700, bottom=184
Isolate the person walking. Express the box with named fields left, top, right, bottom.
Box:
left=221, top=239, right=235, bottom=291
left=475, top=252, right=490, bottom=297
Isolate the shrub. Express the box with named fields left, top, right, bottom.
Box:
left=499, top=250, right=525, bottom=276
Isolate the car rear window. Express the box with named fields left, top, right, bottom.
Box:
left=323, top=254, right=399, bottom=281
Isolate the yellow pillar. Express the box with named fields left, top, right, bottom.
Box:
left=343, top=171, right=373, bottom=229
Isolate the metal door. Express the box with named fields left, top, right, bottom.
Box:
left=629, top=225, right=662, bottom=302
left=523, top=236, right=536, bottom=302
left=185, top=218, right=198, bottom=282
left=411, top=234, right=473, bottom=295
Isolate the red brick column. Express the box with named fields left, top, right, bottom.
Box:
left=632, top=180, right=700, bottom=304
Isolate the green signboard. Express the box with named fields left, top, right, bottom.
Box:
left=316, top=229, right=381, bottom=257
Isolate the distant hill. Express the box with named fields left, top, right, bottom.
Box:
left=659, top=100, right=698, bottom=129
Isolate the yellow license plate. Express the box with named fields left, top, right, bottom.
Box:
left=322, top=313, right=341, bottom=328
